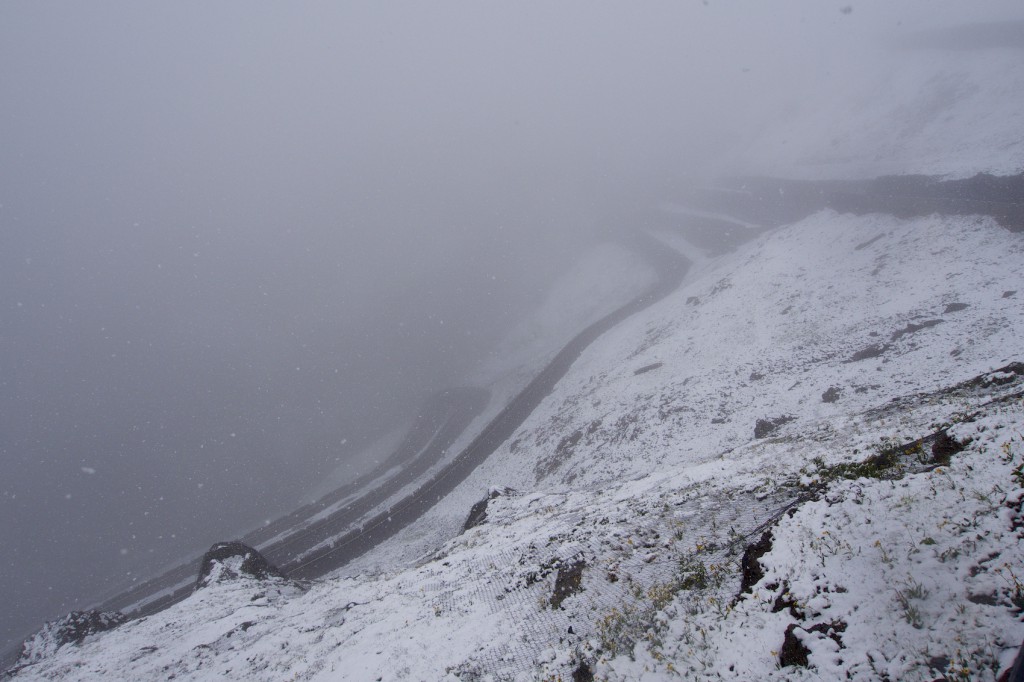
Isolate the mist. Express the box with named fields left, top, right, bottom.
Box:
left=2, top=0, right=1019, bottom=653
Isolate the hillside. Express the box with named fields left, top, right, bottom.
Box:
left=8, top=201, right=1024, bottom=680
left=7, top=20, right=1024, bottom=682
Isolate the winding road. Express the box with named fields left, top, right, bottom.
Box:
left=62, top=230, right=690, bottom=625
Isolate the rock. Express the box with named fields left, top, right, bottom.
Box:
left=462, top=487, right=515, bottom=532
left=549, top=557, right=586, bottom=609
left=737, top=530, right=773, bottom=597
left=890, top=319, right=943, bottom=341
left=755, top=415, right=795, bottom=439
left=847, top=343, right=890, bottom=362
left=18, top=610, right=127, bottom=665
left=572, top=661, right=595, bottom=682
left=943, top=302, right=969, bottom=313
left=821, top=386, right=842, bottom=403
left=807, top=620, right=847, bottom=648
left=779, top=624, right=810, bottom=667
left=462, top=497, right=491, bottom=532
left=931, top=430, right=966, bottom=465
left=854, top=233, right=885, bottom=250
left=195, top=541, right=286, bottom=590
left=771, top=582, right=802, bottom=617
left=998, top=637, right=1024, bottom=682
left=633, top=362, right=663, bottom=375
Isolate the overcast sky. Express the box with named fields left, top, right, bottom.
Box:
left=1, top=0, right=1019, bottom=654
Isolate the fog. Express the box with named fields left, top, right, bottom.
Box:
left=1, top=0, right=1018, bottom=653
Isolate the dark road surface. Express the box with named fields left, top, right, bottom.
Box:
left=679, top=173, right=1024, bottom=234
left=86, top=387, right=489, bottom=619
left=287, top=231, right=690, bottom=579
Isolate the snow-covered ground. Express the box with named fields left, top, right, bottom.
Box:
left=9, top=20, right=1024, bottom=682
left=726, top=29, right=1024, bottom=179
left=11, top=204, right=1023, bottom=680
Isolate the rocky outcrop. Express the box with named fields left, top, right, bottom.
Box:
left=195, top=541, right=286, bottom=590
left=738, top=530, right=773, bottom=597
left=846, top=343, right=890, bottom=363
left=754, top=415, right=795, bottom=439
left=550, top=558, right=586, bottom=609
left=821, top=386, right=842, bottom=403
left=462, top=487, right=516, bottom=532
left=17, top=610, right=127, bottom=665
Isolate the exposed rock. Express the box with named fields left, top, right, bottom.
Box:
left=778, top=620, right=847, bottom=668
left=18, top=610, right=127, bottom=665
left=807, top=620, right=847, bottom=647
left=755, top=415, right=796, bottom=439
left=931, top=430, right=966, bottom=465
left=195, top=541, right=286, bottom=590
left=633, top=362, right=664, bottom=375
left=846, top=343, right=890, bottom=362
left=968, top=591, right=999, bottom=605
left=999, top=638, right=1024, bottom=682
left=821, top=386, right=842, bottom=403
left=557, top=430, right=584, bottom=456
left=943, top=302, right=969, bottom=313
left=962, top=362, right=1024, bottom=390
left=854, top=233, right=885, bottom=250
left=549, top=557, right=586, bottom=609
left=463, top=498, right=491, bottom=532
left=462, top=487, right=514, bottom=532
left=890, top=319, right=943, bottom=341
left=737, top=530, right=773, bottom=597
left=572, top=661, right=595, bottom=682
left=1004, top=290, right=1017, bottom=298
left=771, top=582, right=802, bottom=618
left=779, top=624, right=810, bottom=667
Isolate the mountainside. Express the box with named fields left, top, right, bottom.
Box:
left=7, top=23, right=1024, bottom=682
left=8, top=204, right=1024, bottom=681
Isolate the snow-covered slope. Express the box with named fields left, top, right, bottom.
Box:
left=9, top=21, right=1024, bottom=682
left=10, top=206, right=1023, bottom=681
left=730, top=38, right=1024, bottom=179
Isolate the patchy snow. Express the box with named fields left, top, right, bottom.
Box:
left=601, top=404, right=1024, bottom=681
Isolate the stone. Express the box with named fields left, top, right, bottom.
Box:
left=195, top=541, right=286, bottom=589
